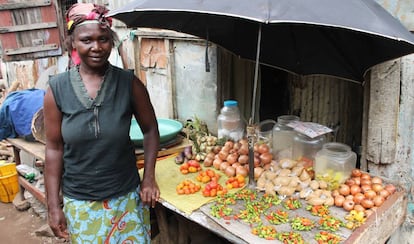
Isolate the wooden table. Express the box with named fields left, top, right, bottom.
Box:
left=5, top=138, right=407, bottom=243
left=5, top=137, right=190, bottom=203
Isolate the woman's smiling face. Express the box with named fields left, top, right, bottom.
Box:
left=72, top=24, right=113, bottom=69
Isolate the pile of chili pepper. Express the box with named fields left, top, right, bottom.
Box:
left=314, top=231, right=343, bottom=244
left=283, top=197, right=302, bottom=210
left=210, top=204, right=233, bottom=219
left=276, top=231, right=305, bottom=244
left=291, top=216, right=315, bottom=231
left=318, top=215, right=344, bottom=232
left=265, top=209, right=289, bottom=225
left=306, top=204, right=330, bottom=217
left=251, top=224, right=277, bottom=240
left=260, top=193, right=282, bottom=208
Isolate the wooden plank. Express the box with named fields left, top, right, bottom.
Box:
left=7, top=138, right=45, bottom=161
left=344, top=190, right=407, bottom=244
left=18, top=176, right=46, bottom=205
left=4, top=43, right=58, bottom=55
left=0, top=22, right=57, bottom=33
left=0, top=1, right=51, bottom=10
left=367, top=60, right=400, bottom=164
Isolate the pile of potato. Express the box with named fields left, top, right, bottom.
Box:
left=255, top=158, right=333, bottom=206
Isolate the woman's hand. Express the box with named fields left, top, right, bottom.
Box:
left=47, top=207, right=69, bottom=240
left=140, top=177, right=160, bottom=208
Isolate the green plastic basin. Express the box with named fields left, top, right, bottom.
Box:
left=130, top=118, right=183, bottom=147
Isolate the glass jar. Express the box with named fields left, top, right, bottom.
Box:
left=217, top=100, right=244, bottom=141
left=272, top=115, right=300, bottom=161
left=292, top=132, right=325, bottom=166
left=256, top=119, right=276, bottom=149
left=314, top=142, right=357, bottom=189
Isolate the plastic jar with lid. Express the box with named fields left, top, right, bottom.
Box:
left=314, top=142, right=357, bottom=189
left=217, top=100, right=244, bottom=141
left=292, top=132, right=325, bottom=166
left=272, top=115, right=300, bottom=160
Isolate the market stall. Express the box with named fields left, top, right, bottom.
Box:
left=5, top=114, right=408, bottom=244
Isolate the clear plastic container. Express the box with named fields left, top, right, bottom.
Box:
left=217, top=100, right=244, bottom=141
left=292, top=132, right=325, bottom=166
left=314, top=142, right=357, bottom=189
left=272, top=115, right=300, bottom=161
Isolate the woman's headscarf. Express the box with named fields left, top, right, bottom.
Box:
left=65, top=3, right=114, bottom=66
left=66, top=3, right=112, bottom=34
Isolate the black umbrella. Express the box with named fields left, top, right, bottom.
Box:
left=108, top=0, right=414, bottom=186
left=108, top=0, right=414, bottom=84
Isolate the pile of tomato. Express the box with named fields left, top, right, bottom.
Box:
left=176, top=179, right=201, bottom=195
left=179, top=160, right=202, bottom=174
left=196, top=169, right=221, bottom=183
left=225, top=174, right=246, bottom=189
left=202, top=180, right=227, bottom=197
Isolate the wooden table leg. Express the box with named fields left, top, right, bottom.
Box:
left=154, top=202, right=172, bottom=244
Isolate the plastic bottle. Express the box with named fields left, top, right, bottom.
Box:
left=217, top=100, right=244, bottom=141
left=272, top=115, right=300, bottom=161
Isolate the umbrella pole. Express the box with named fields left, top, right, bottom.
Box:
left=251, top=24, right=262, bottom=123
left=247, top=25, right=262, bottom=188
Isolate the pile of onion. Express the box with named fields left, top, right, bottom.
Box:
left=203, top=139, right=273, bottom=178
left=332, top=169, right=396, bottom=216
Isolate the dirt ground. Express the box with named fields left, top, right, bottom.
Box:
left=0, top=201, right=58, bottom=244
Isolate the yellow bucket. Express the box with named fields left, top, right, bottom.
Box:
left=0, top=163, right=20, bottom=203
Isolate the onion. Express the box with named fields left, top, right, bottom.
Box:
left=224, top=140, right=234, bottom=149
left=352, top=177, right=361, bottom=186
left=220, top=162, right=230, bottom=172
left=254, top=167, right=264, bottom=180
left=361, top=198, right=374, bottom=209
left=360, top=184, right=372, bottom=193
left=373, top=195, right=385, bottom=207
left=254, top=156, right=261, bottom=167
left=353, top=193, right=365, bottom=204
left=233, top=142, right=241, bottom=151
left=258, top=144, right=270, bottom=154
left=361, top=173, right=371, bottom=181
left=334, top=195, right=345, bottom=207
left=384, top=184, right=396, bottom=195
left=371, top=176, right=383, bottom=185
left=353, top=204, right=365, bottom=212
left=342, top=199, right=355, bottom=211
left=203, top=157, right=213, bottom=167
left=350, top=185, right=361, bottom=196
left=259, top=152, right=273, bottom=165
left=225, top=166, right=236, bottom=177
left=238, top=154, right=249, bottom=165
left=351, top=169, right=362, bottom=177
left=345, top=178, right=356, bottom=186
left=218, top=150, right=229, bottom=161
left=371, top=183, right=384, bottom=193
left=231, top=162, right=241, bottom=168
left=338, top=184, right=350, bottom=196
left=331, top=189, right=340, bottom=198
left=379, top=189, right=390, bottom=199
left=238, top=145, right=249, bottom=155
left=360, top=179, right=372, bottom=186
left=236, top=166, right=248, bottom=177
left=227, top=153, right=239, bottom=165
left=364, top=190, right=376, bottom=199
left=213, top=158, right=222, bottom=170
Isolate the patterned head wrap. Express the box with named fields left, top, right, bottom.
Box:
left=66, top=3, right=112, bottom=34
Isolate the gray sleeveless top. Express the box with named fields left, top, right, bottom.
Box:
left=49, top=64, right=139, bottom=200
